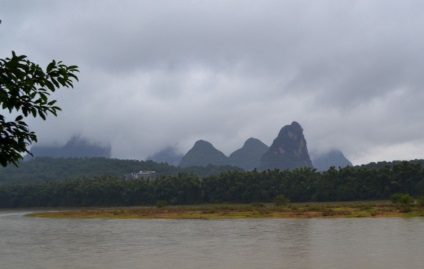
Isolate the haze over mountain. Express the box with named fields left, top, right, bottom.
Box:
left=228, top=138, right=269, bottom=171
left=176, top=122, right=354, bottom=171
left=146, top=146, right=183, bottom=166
left=27, top=136, right=111, bottom=159
left=259, top=122, right=313, bottom=170
left=27, top=122, right=350, bottom=172
left=179, top=140, right=229, bottom=168
left=312, top=150, right=352, bottom=171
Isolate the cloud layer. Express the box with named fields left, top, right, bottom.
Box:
left=2, top=0, right=424, bottom=164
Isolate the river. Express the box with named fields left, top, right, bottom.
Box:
left=1, top=211, right=423, bottom=269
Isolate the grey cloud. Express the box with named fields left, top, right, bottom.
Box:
left=2, top=0, right=424, bottom=165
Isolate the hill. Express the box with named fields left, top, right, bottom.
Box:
left=260, top=121, right=313, bottom=170
left=179, top=140, right=229, bottom=168
left=0, top=157, right=241, bottom=185
left=27, top=135, right=111, bottom=159
left=147, top=146, right=183, bottom=166
left=228, top=138, right=269, bottom=171
left=312, top=150, right=352, bottom=171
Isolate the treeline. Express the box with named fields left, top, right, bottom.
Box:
left=0, top=157, right=242, bottom=184
left=1, top=161, right=423, bottom=208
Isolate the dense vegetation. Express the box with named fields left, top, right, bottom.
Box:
left=1, top=159, right=423, bottom=208
left=0, top=157, right=241, bottom=184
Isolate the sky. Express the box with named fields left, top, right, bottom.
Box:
left=1, top=0, right=424, bottom=165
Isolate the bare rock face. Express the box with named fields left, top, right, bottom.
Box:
left=259, top=121, right=313, bottom=170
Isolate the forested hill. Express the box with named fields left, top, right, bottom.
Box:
left=2, top=157, right=424, bottom=185
left=0, top=157, right=242, bottom=184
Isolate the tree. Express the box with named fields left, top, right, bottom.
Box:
left=0, top=51, right=78, bottom=167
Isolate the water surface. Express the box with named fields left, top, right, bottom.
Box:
left=1, top=211, right=423, bottom=269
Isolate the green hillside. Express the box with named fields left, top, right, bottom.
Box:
left=0, top=157, right=241, bottom=184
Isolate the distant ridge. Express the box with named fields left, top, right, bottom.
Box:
left=147, top=146, right=183, bottom=166
left=312, top=150, right=352, bottom=171
left=179, top=140, right=228, bottom=168
left=27, top=135, right=111, bottom=159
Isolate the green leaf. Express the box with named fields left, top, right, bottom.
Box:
left=0, top=51, right=78, bottom=167
left=44, top=80, right=55, bottom=91
left=46, top=60, right=56, bottom=73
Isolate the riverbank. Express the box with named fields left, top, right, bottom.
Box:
left=28, top=201, right=424, bottom=219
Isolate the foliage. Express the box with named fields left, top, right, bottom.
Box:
left=391, top=193, right=414, bottom=205
left=0, top=157, right=241, bottom=184
left=156, top=200, right=167, bottom=208
left=1, top=160, right=424, bottom=208
left=274, top=194, right=290, bottom=206
left=417, top=196, right=424, bottom=207
left=0, top=52, right=78, bottom=167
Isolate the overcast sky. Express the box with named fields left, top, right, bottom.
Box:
left=2, top=0, right=424, bottom=165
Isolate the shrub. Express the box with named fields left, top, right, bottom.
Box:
left=417, top=196, right=424, bottom=207
left=156, top=200, right=167, bottom=208
left=251, top=202, right=265, bottom=208
left=391, top=193, right=414, bottom=205
left=274, top=194, right=290, bottom=206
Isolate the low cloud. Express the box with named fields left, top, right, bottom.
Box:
left=2, top=0, right=424, bottom=165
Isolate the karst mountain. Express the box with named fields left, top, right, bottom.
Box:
left=177, top=121, right=350, bottom=171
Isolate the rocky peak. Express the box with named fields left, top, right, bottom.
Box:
left=259, top=121, right=313, bottom=170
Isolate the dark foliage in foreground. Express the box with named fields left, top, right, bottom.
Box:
left=1, top=161, right=423, bottom=208
left=0, top=52, right=78, bottom=167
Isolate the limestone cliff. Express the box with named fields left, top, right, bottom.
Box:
left=259, top=121, right=313, bottom=170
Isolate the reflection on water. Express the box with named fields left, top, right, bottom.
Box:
left=1, top=211, right=424, bottom=269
